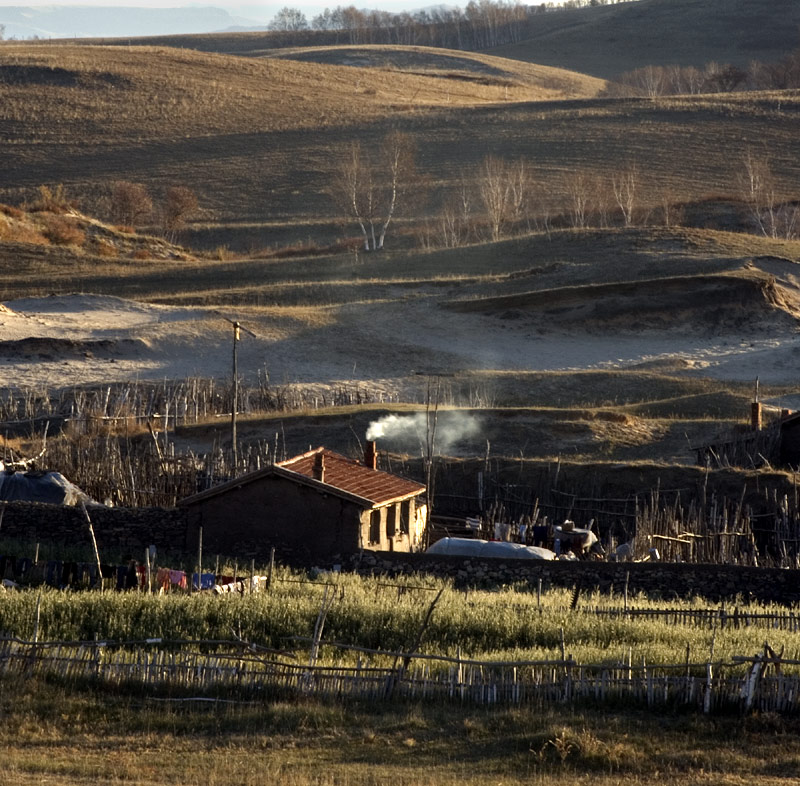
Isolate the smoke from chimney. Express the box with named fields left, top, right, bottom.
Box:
left=365, top=412, right=480, bottom=454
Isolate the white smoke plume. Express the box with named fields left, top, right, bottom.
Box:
left=366, top=412, right=480, bottom=455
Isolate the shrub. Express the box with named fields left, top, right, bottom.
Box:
left=0, top=203, right=25, bottom=219
left=111, top=181, right=152, bottom=227
left=161, top=185, right=198, bottom=240
left=7, top=224, right=49, bottom=245
left=29, top=184, right=72, bottom=214
left=41, top=215, right=85, bottom=246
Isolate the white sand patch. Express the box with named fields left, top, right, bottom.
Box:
left=1, top=292, right=800, bottom=392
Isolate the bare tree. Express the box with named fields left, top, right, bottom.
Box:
left=330, top=132, right=418, bottom=251
left=268, top=7, right=309, bottom=31
left=431, top=183, right=474, bottom=248
left=612, top=164, right=638, bottom=227
left=111, top=181, right=152, bottom=228
left=563, top=169, right=593, bottom=228
left=478, top=155, right=529, bottom=241
left=740, top=151, right=779, bottom=238
left=161, top=186, right=198, bottom=243
left=660, top=191, right=684, bottom=229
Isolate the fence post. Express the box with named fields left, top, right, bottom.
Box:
left=267, top=547, right=275, bottom=591
left=623, top=571, right=630, bottom=615
left=704, top=661, right=713, bottom=714
left=81, top=501, right=103, bottom=593
left=194, top=526, right=203, bottom=594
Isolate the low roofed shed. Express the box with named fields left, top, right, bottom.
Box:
left=179, top=442, right=427, bottom=561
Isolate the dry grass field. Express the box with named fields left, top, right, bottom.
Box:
left=491, top=0, right=800, bottom=78
left=0, top=10, right=799, bottom=467
left=1, top=44, right=799, bottom=239
left=5, top=679, right=800, bottom=786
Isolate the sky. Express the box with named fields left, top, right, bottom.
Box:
left=0, top=0, right=456, bottom=30
left=0, top=1, right=445, bottom=25
left=0, top=1, right=434, bottom=8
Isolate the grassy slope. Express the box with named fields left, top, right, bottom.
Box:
left=6, top=679, right=800, bottom=785
left=492, top=0, right=800, bottom=78
left=1, top=44, right=799, bottom=238
left=2, top=226, right=796, bottom=304
left=2, top=225, right=784, bottom=465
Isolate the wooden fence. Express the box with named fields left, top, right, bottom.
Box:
left=1, top=637, right=797, bottom=715
left=491, top=604, right=800, bottom=632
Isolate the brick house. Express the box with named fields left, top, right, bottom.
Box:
left=179, top=442, right=427, bottom=561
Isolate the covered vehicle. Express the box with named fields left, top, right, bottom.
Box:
left=426, top=537, right=555, bottom=560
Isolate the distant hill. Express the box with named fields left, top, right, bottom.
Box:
left=0, top=6, right=262, bottom=40
left=0, top=43, right=798, bottom=250
left=50, top=0, right=800, bottom=80
left=492, top=0, right=800, bottom=79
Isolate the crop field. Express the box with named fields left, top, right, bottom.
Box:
left=3, top=570, right=800, bottom=669
left=4, top=571, right=800, bottom=784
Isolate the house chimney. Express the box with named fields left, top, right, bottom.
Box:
left=751, top=401, right=762, bottom=432
left=312, top=452, right=325, bottom=482
left=364, top=440, right=377, bottom=470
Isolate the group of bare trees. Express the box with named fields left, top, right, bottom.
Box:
left=412, top=157, right=655, bottom=250
left=327, top=131, right=672, bottom=252
left=740, top=152, right=800, bottom=241
left=328, top=132, right=419, bottom=252
left=108, top=181, right=198, bottom=241
left=609, top=50, right=800, bottom=97
left=266, top=1, right=597, bottom=50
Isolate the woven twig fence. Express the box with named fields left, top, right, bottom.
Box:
left=1, top=638, right=798, bottom=714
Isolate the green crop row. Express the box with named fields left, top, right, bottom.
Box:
left=1, top=568, right=799, bottom=670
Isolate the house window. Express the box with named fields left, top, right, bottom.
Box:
left=369, top=510, right=381, bottom=545
left=400, top=500, right=410, bottom=535
left=386, top=505, right=397, bottom=538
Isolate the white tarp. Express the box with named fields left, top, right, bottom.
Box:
left=426, top=537, right=556, bottom=560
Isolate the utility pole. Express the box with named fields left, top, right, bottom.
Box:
left=232, top=320, right=240, bottom=470
left=220, top=316, right=256, bottom=475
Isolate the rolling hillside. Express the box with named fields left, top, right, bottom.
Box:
left=1, top=43, right=799, bottom=250
left=2, top=25, right=800, bottom=466
left=67, top=0, right=800, bottom=81
left=492, top=0, right=800, bottom=79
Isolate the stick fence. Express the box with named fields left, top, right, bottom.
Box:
left=1, top=637, right=797, bottom=715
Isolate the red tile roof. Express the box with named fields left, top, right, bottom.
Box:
left=180, top=447, right=425, bottom=509
left=277, top=448, right=425, bottom=506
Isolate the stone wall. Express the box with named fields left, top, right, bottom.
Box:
left=3, top=501, right=799, bottom=604
left=350, top=551, right=800, bottom=605
left=0, top=501, right=189, bottom=558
